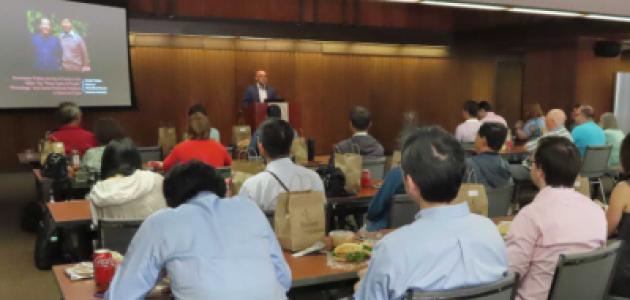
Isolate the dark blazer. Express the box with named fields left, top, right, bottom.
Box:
left=242, top=84, right=278, bottom=107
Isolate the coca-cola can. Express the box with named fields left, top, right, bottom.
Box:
left=94, top=249, right=115, bottom=294
left=361, top=169, right=372, bottom=188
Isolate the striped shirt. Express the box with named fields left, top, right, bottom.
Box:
left=522, top=127, right=573, bottom=167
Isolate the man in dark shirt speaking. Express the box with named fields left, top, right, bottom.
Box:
left=242, top=70, right=278, bottom=108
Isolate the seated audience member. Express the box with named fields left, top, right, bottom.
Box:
left=335, top=106, right=384, bottom=157
left=607, top=133, right=630, bottom=297
left=477, top=100, right=508, bottom=127
left=365, top=167, right=405, bottom=232
left=365, top=122, right=420, bottom=232
left=571, top=105, right=606, bottom=157
left=355, top=126, right=507, bottom=299
left=49, top=102, right=98, bottom=155
left=509, top=109, right=572, bottom=181
left=248, top=105, right=282, bottom=156
left=506, top=136, right=607, bottom=300
left=105, top=161, right=291, bottom=299
left=455, top=100, right=481, bottom=143
left=515, top=103, right=546, bottom=141
left=185, top=103, right=221, bottom=142
left=568, top=103, right=582, bottom=131
left=600, top=112, right=625, bottom=168
left=162, top=113, right=232, bottom=171
left=87, top=138, right=166, bottom=223
left=465, top=123, right=512, bottom=189
left=81, top=118, right=126, bottom=174
left=239, top=119, right=324, bottom=211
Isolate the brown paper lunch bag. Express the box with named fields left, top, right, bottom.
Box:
left=454, top=183, right=489, bottom=217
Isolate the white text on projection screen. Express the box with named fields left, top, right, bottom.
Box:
left=0, top=0, right=132, bottom=108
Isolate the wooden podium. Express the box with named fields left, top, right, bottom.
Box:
left=245, top=101, right=301, bottom=130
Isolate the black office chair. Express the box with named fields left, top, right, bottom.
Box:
left=547, top=240, right=623, bottom=300
left=407, top=272, right=519, bottom=300
left=388, top=194, right=420, bottom=229
left=137, top=146, right=163, bottom=164
left=98, top=219, right=144, bottom=254
left=580, top=145, right=613, bottom=203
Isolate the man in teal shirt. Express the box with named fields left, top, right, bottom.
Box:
left=571, top=105, right=605, bottom=157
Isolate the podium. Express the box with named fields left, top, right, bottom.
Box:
left=244, top=101, right=301, bottom=130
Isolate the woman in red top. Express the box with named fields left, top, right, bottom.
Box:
left=162, top=113, right=231, bottom=172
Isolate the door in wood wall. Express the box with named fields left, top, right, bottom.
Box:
left=494, top=61, right=523, bottom=126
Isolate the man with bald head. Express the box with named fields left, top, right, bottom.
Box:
left=509, top=108, right=573, bottom=181
left=571, top=105, right=605, bottom=157
left=242, top=70, right=279, bottom=108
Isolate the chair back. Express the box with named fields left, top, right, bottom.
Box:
left=98, top=219, right=144, bottom=254
left=486, top=183, right=515, bottom=218
left=580, top=145, right=612, bottom=178
left=216, top=167, right=232, bottom=179
left=407, top=272, right=519, bottom=300
left=137, top=146, right=163, bottom=164
left=363, top=156, right=387, bottom=180
left=547, top=240, right=623, bottom=300
left=461, top=142, right=476, bottom=156
left=263, top=210, right=274, bottom=229
left=389, top=194, right=419, bottom=229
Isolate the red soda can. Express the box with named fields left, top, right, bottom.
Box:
left=94, top=249, right=115, bottom=294
left=361, top=169, right=372, bottom=188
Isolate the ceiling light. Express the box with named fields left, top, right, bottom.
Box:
left=507, top=7, right=582, bottom=17
left=420, top=0, right=506, bottom=11
left=585, top=14, right=630, bottom=23
left=384, top=0, right=420, bottom=3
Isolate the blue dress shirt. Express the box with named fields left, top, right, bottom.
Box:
left=32, top=34, right=61, bottom=72
left=571, top=121, right=606, bottom=157
left=366, top=167, right=405, bottom=232
left=355, top=202, right=507, bottom=300
left=105, top=192, right=291, bottom=300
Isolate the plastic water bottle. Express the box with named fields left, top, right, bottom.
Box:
left=72, top=150, right=81, bottom=169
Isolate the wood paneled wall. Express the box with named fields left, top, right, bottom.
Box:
left=522, top=38, right=630, bottom=123
left=574, top=38, right=630, bottom=117
left=128, top=0, right=453, bottom=31
left=0, top=47, right=498, bottom=170
left=522, top=46, right=578, bottom=117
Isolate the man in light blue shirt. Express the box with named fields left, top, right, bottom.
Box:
left=106, top=161, right=291, bottom=300
left=571, top=105, right=605, bottom=157
left=354, top=126, right=507, bottom=300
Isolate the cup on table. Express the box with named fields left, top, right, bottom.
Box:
left=361, top=169, right=371, bottom=188
left=329, top=230, right=355, bottom=247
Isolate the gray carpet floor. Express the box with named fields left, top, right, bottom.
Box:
left=0, top=171, right=60, bottom=299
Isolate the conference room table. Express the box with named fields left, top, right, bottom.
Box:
left=47, top=200, right=92, bottom=228
left=53, top=250, right=363, bottom=300
left=51, top=214, right=515, bottom=300
left=17, top=150, right=41, bottom=167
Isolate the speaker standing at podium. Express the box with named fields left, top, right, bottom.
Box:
left=242, top=70, right=278, bottom=108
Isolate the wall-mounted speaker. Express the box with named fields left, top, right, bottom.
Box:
left=594, top=41, right=622, bottom=58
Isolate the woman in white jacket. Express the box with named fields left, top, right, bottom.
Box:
left=87, top=138, right=166, bottom=223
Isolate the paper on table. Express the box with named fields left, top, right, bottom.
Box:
left=64, top=262, right=94, bottom=281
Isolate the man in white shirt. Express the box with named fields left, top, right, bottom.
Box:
left=478, top=101, right=508, bottom=127
left=455, top=100, right=482, bottom=143
left=239, top=119, right=324, bottom=211
left=242, top=70, right=279, bottom=108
